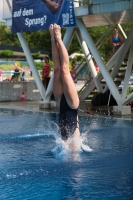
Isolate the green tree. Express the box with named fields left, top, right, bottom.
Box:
left=0, top=24, right=20, bottom=46
left=0, top=50, right=14, bottom=58
left=0, top=22, right=133, bottom=62
left=34, top=61, right=43, bottom=70
left=31, top=51, right=40, bottom=59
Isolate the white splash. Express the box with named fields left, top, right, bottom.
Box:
left=52, top=131, right=93, bottom=161
left=52, top=137, right=71, bottom=160
left=81, top=132, right=93, bottom=152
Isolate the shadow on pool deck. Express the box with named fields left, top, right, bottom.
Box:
left=0, top=100, right=133, bottom=119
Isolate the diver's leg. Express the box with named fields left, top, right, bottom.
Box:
left=49, top=24, right=63, bottom=105
left=53, top=24, right=79, bottom=109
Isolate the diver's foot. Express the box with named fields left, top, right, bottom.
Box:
left=53, top=23, right=62, bottom=41
left=49, top=24, right=55, bottom=41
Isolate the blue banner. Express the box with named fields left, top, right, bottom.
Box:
left=12, top=0, right=76, bottom=33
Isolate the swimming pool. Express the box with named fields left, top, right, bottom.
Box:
left=0, top=109, right=133, bottom=200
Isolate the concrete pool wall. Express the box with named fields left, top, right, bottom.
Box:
left=0, top=82, right=41, bottom=101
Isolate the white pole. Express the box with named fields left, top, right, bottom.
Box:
left=107, top=92, right=111, bottom=106
left=6, top=0, right=45, bottom=100
left=118, top=24, right=127, bottom=39
left=63, top=27, right=75, bottom=49
left=17, top=32, right=45, bottom=100
left=110, top=25, right=133, bottom=83
left=122, top=92, right=133, bottom=105
left=75, top=29, right=103, bottom=92
left=76, top=18, right=121, bottom=105
left=122, top=41, right=133, bottom=100
left=103, top=45, right=122, bottom=92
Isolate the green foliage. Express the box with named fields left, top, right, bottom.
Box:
left=0, top=24, right=20, bottom=46
left=0, top=61, right=22, bottom=70
left=68, top=34, right=82, bottom=55
left=87, top=23, right=133, bottom=61
left=127, top=87, right=133, bottom=97
left=69, top=61, right=72, bottom=70
left=120, top=22, right=133, bottom=35
left=75, top=55, right=85, bottom=62
left=88, top=25, right=112, bottom=61
left=34, top=62, right=43, bottom=70
left=0, top=64, right=14, bottom=71
left=34, top=59, right=54, bottom=71
left=24, top=30, right=51, bottom=53
left=15, top=61, right=22, bottom=67
left=0, top=50, right=14, bottom=57
left=49, top=60, right=54, bottom=70
left=0, top=22, right=133, bottom=62
left=31, top=51, right=40, bottom=58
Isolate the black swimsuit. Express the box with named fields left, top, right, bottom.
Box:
left=59, top=94, right=78, bottom=140
left=14, top=69, right=20, bottom=75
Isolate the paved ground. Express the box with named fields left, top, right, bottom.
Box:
left=0, top=81, right=133, bottom=119
left=0, top=100, right=133, bottom=120
left=0, top=101, right=40, bottom=112
left=0, top=80, right=86, bottom=112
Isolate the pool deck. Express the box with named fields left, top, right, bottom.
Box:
left=0, top=77, right=133, bottom=118
left=0, top=100, right=133, bottom=120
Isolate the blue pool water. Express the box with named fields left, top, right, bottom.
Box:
left=0, top=109, right=133, bottom=200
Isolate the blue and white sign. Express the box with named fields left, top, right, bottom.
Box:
left=12, top=0, right=76, bottom=33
